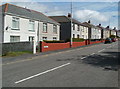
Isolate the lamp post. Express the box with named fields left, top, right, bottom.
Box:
left=70, top=1, right=73, bottom=47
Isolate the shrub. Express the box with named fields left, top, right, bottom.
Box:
left=72, top=38, right=85, bottom=42
left=43, top=40, right=65, bottom=43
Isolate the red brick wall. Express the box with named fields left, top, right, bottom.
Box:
left=90, top=41, right=103, bottom=44
left=41, top=42, right=70, bottom=52
left=40, top=40, right=103, bottom=52
left=72, top=41, right=86, bottom=47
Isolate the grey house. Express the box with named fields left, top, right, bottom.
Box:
left=49, top=15, right=88, bottom=41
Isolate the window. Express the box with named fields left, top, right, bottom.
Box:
left=82, top=35, right=84, bottom=38
left=53, top=37, right=57, bottom=40
left=53, top=25, right=57, bottom=34
left=77, top=25, right=80, bottom=31
left=29, top=20, right=35, bottom=31
left=77, top=35, right=79, bottom=38
left=72, top=23, right=75, bottom=30
left=73, top=34, right=75, bottom=38
left=10, top=36, right=20, bottom=42
left=29, top=36, right=34, bottom=42
left=42, top=37, right=47, bottom=40
left=12, top=17, right=19, bottom=30
left=43, top=23, right=47, bottom=33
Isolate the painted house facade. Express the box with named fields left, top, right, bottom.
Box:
left=106, top=26, right=117, bottom=37
left=49, top=15, right=89, bottom=41
left=83, top=21, right=101, bottom=40
left=97, top=24, right=110, bottom=39
left=1, top=3, right=60, bottom=43
left=117, top=30, right=120, bottom=37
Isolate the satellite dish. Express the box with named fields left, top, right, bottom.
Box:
left=6, top=26, right=8, bottom=30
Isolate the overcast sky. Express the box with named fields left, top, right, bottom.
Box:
left=1, top=0, right=119, bottom=29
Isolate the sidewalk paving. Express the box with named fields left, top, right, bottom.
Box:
left=2, top=42, right=103, bottom=64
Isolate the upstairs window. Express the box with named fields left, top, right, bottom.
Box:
left=77, top=25, right=80, bottom=31
left=29, top=20, right=35, bottom=31
left=72, top=23, right=75, bottom=30
left=53, top=25, right=57, bottom=34
left=12, top=17, right=19, bottom=30
left=43, top=23, right=47, bottom=33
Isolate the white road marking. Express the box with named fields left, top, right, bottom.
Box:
left=98, top=49, right=105, bottom=53
left=90, top=53, right=95, bottom=55
left=15, top=63, right=71, bottom=84
left=81, top=56, right=87, bottom=59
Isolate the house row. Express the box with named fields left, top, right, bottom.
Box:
left=0, top=3, right=119, bottom=44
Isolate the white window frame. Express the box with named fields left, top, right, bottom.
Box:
left=10, top=36, right=20, bottom=42
left=29, top=20, right=35, bottom=31
left=53, top=37, right=57, bottom=40
left=43, top=23, right=47, bottom=33
left=53, top=25, right=57, bottom=34
left=42, top=37, right=47, bottom=40
left=12, top=17, right=19, bottom=30
left=29, top=36, right=34, bottom=42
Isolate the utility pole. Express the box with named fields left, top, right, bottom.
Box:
left=37, top=21, right=40, bottom=52
left=70, top=1, right=73, bottom=47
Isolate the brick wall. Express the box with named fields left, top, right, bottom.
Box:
left=40, top=42, right=70, bottom=52
left=72, top=41, right=86, bottom=48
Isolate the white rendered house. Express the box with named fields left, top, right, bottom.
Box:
left=1, top=3, right=60, bottom=43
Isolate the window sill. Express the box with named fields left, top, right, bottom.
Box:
left=42, top=32, right=48, bottom=33
left=29, top=30, right=35, bottom=32
left=11, top=29, right=20, bottom=30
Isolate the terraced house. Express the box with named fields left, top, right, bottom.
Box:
left=106, top=26, right=117, bottom=37
left=49, top=15, right=89, bottom=41
left=1, top=3, right=60, bottom=43
left=83, top=20, right=101, bottom=40
left=97, top=24, right=110, bottom=39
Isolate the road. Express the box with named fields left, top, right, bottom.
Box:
left=2, top=41, right=119, bottom=87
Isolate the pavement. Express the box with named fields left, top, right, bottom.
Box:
left=2, top=41, right=119, bottom=88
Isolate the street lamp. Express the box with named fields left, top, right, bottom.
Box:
left=70, top=1, right=73, bottom=47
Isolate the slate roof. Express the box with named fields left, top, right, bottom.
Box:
left=97, top=25, right=108, bottom=31
left=82, top=22, right=101, bottom=30
left=1, top=3, right=60, bottom=25
left=49, top=16, right=87, bottom=27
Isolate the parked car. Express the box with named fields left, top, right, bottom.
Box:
left=111, top=38, right=116, bottom=42
left=104, top=38, right=112, bottom=44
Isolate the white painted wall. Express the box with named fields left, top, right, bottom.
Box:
left=72, top=24, right=80, bottom=38
left=3, top=14, right=60, bottom=43
left=91, top=27, right=101, bottom=39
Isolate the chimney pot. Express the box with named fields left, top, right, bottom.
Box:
left=88, top=20, right=90, bottom=23
left=106, top=26, right=109, bottom=28
left=99, top=24, right=101, bottom=26
left=68, top=13, right=71, bottom=18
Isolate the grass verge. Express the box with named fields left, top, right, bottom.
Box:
left=2, top=51, right=32, bottom=57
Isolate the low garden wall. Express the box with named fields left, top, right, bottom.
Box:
left=40, top=40, right=104, bottom=52
left=2, top=41, right=33, bottom=55
left=40, top=42, right=70, bottom=52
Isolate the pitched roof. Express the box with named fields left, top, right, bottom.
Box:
left=1, top=3, right=60, bottom=25
left=97, top=25, right=108, bottom=31
left=49, top=16, right=87, bottom=27
left=82, top=22, right=101, bottom=29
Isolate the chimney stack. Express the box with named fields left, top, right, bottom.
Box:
left=88, top=20, right=90, bottom=23
left=113, top=27, right=116, bottom=30
left=68, top=13, right=71, bottom=18
left=106, top=26, right=109, bottom=28
left=99, top=24, right=101, bottom=26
